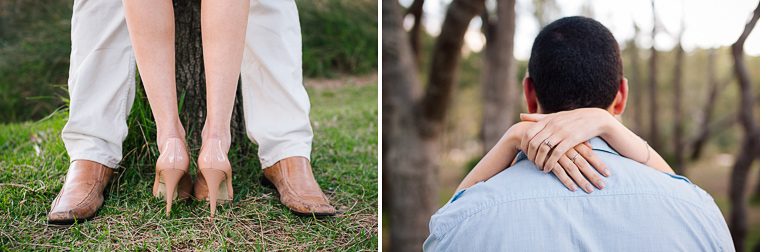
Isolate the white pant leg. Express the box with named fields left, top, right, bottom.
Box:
left=241, top=0, right=313, bottom=169
left=62, top=0, right=135, bottom=169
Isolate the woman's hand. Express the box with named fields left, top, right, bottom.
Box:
left=520, top=108, right=614, bottom=192
left=520, top=108, right=612, bottom=171
left=550, top=141, right=608, bottom=193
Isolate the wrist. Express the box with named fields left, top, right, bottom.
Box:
left=504, top=124, right=524, bottom=152
left=598, top=112, right=617, bottom=140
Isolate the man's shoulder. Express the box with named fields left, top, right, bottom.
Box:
left=428, top=146, right=714, bottom=241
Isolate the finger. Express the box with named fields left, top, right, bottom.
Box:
left=520, top=113, right=547, bottom=122
left=521, top=121, right=547, bottom=160
left=560, top=154, right=594, bottom=194
left=529, top=130, right=554, bottom=171
left=543, top=138, right=574, bottom=174
left=552, top=161, right=578, bottom=191
left=583, top=141, right=592, bottom=149
left=576, top=144, right=610, bottom=177
left=534, top=137, right=554, bottom=172
left=569, top=148, right=606, bottom=189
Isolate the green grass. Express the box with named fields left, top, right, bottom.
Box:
left=0, top=83, right=378, bottom=250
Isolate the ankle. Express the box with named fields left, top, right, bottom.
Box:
left=201, top=126, right=231, bottom=149
left=157, top=126, right=186, bottom=150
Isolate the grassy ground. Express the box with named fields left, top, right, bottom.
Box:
left=0, top=82, right=378, bottom=250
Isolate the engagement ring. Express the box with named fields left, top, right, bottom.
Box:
left=543, top=139, right=553, bottom=148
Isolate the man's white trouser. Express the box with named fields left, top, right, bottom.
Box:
left=61, top=0, right=313, bottom=169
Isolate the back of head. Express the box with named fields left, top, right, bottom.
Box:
left=528, top=16, right=623, bottom=113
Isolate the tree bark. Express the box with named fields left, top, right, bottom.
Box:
left=647, top=0, right=660, bottom=151
left=172, top=0, right=246, bottom=151
left=384, top=0, right=485, bottom=250
left=480, top=0, right=517, bottom=153
left=729, top=2, right=760, bottom=251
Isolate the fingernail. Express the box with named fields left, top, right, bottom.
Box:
left=597, top=180, right=606, bottom=189
left=585, top=184, right=594, bottom=193
left=604, top=168, right=611, bottom=177
left=570, top=184, right=577, bottom=191
left=544, top=167, right=550, bottom=173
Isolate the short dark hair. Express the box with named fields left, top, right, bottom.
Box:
left=527, top=16, right=623, bottom=113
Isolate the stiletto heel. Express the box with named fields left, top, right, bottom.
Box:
left=196, top=138, right=233, bottom=217
left=159, top=169, right=185, bottom=216
left=199, top=169, right=227, bottom=216
left=153, top=138, right=192, bottom=216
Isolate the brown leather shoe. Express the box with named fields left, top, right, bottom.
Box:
left=263, top=157, right=335, bottom=216
left=48, top=160, right=114, bottom=224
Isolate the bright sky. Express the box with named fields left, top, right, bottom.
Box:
left=400, top=0, right=760, bottom=60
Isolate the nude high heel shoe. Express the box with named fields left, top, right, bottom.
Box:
left=153, top=138, right=192, bottom=216
left=197, top=138, right=233, bottom=217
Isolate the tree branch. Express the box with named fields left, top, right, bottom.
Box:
left=417, top=0, right=485, bottom=139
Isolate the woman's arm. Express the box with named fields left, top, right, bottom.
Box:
left=521, top=108, right=674, bottom=175
left=599, top=116, right=674, bottom=174
left=455, top=123, right=527, bottom=192
left=456, top=122, right=608, bottom=193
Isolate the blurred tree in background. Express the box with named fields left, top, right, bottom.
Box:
left=0, top=0, right=378, bottom=123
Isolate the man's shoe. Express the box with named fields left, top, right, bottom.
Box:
left=47, top=160, right=114, bottom=224
left=263, top=157, right=335, bottom=216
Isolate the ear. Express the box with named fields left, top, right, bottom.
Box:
left=611, top=78, right=628, bottom=115
left=523, top=77, right=539, bottom=113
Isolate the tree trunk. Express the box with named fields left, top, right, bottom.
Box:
left=629, top=25, right=643, bottom=135
left=384, top=1, right=429, bottom=250
left=384, top=0, right=484, bottom=250
left=417, top=0, right=484, bottom=137
left=690, top=49, right=734, bottom=160
left=729, top=3, right=760, bottom=251
left=691, top=48, right=719, bottom=160
left=406, top=0, right=425, bottom=69
left=172, top=0, right=246, bottom=152
left=647, top=0, right=660, bottom=151
left=672, top=40, right=684, bottom=175
left=480, top=0, right=517, bottom=153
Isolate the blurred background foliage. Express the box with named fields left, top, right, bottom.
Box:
left=0, top=0, right=72, bottom=123
left=0, top=0, right=378, bottom=123
left=300, top=0, right=378, bottom=77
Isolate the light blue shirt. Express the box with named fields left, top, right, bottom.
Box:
left=424, top=137, right=734, bottom=251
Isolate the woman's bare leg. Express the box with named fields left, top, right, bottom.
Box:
left=200, top=0, right=250, bottom=148
left=122, top=0, right=184, bottom=146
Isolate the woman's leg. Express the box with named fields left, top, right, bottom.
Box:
left=200, top=0, right=249, bottom=148
left=122, top=0, right=185, bottom=146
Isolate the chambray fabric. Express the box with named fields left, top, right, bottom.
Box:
left=424, top=137, right=734, bottom=252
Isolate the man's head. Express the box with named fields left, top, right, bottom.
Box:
left=524, top=16, right=628, bottom=115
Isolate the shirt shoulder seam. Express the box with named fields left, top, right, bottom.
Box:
left=433, top=190, right=713, bottom=239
